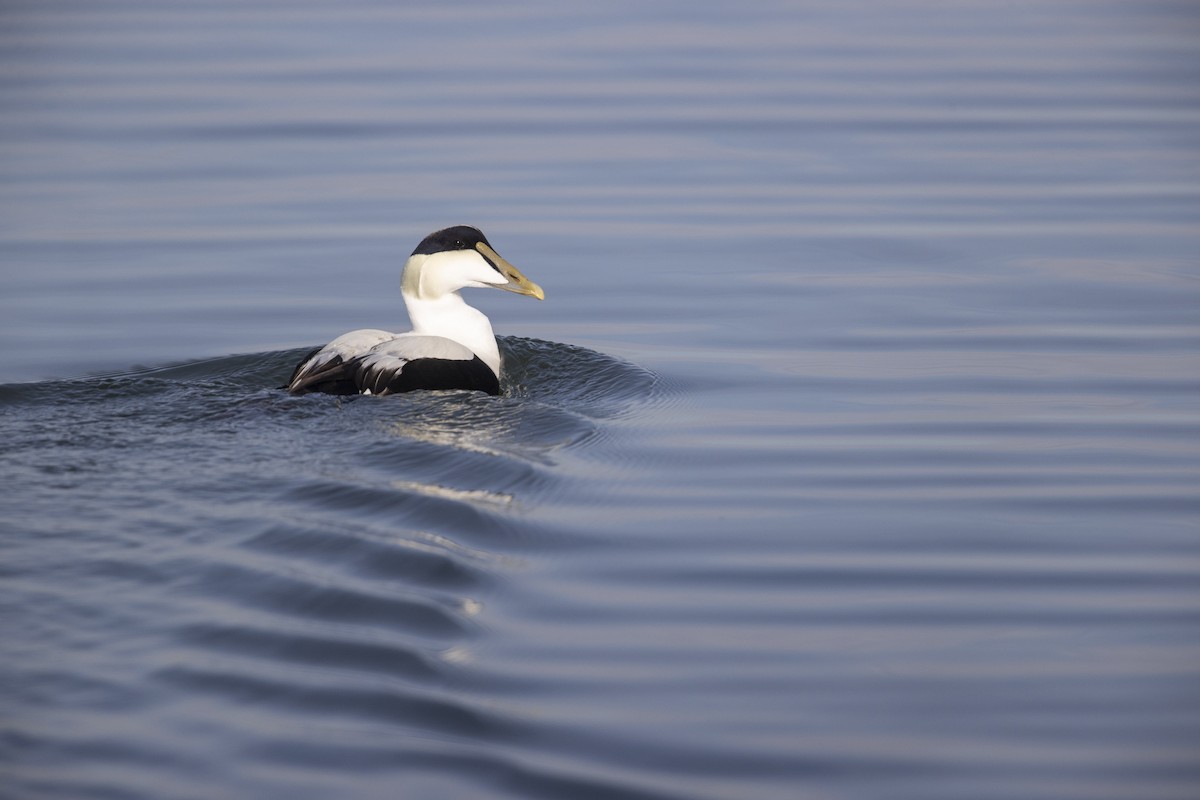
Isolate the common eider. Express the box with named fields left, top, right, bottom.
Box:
left=287, top=226, right=543, bottom=396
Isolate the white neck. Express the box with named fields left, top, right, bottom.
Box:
left=404, top=292, right=501, bottom=377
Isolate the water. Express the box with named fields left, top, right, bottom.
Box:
left=2, top=1, right=1199, bottom=798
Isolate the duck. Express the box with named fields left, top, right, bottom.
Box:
left=287, top=225, right=543, bottom=396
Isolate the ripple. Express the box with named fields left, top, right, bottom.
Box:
left=501, top=336, right=661, bottom=418
left=283, top=478, right=513, bottom=534
left=174, top=622, right=443, bottom=683
left=241, top=522, right=493, bottom=591
left=153, top=664, right=506, bottom=739
left=183, top=560, right=472, bottom=640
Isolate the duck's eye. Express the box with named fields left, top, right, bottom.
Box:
left=455, top=240, right=465, bottom=249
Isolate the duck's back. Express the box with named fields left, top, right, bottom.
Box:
left=287, top=331, right=499, bottom=396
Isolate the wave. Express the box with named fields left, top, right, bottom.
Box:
left=0, top=336, right=678, bottom=799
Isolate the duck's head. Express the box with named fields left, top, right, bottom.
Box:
left=402, top=225, right=544, bottom=302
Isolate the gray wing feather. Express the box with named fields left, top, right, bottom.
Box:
left=288, top=332, right=476, bottom=395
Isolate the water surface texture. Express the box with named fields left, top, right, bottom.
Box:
left=2, top=2, right=1199, bottom=799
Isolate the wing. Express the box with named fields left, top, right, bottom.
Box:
left=351, top=335, right=500, bottom=396
left=288, top=333, right=500, bottom=396
left=286, top=329, right=396, bottom=395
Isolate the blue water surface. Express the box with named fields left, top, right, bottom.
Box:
left=1, top=2, right=1198, bottom=799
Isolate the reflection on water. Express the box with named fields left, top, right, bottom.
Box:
left=2, top=1, right=1199, bottom=799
